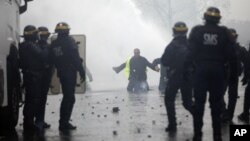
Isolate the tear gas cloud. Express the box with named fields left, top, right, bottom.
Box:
left=21, top=0, right=250, bottom=90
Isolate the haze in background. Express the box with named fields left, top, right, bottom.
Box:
left=20, top=0, right=250, bottom=90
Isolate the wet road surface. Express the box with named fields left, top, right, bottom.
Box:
left=0, top=85, right=248, bottom=141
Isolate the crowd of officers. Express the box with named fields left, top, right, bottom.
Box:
left=19, top=22, right=85, bottom=134
left=17, top=6, right=250, bottom=141
left=113, top=6, right=250, bottom=141
left=160, top=7, right=250, bottom=141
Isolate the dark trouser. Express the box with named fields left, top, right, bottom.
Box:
left=127, top=79, right=149, bottom=93
left=159, top=76, right=167, bottom=93
left=164, top=77, right=193, bottom=127
left=58, top=69, right=77, bottom=125
left=222, top=78, right=239, bottom=120
left=35, top=69, right=52, bottom=124
left=23, top=72, right=42, bottom=130
left=193, top=67, right=225, bottom=138
left=243, top=82, right=250, bottom=115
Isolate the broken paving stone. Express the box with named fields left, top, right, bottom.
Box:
left=186, top=115, right=189, bottom=117
left=113, top=131, right=117, bottom=135
left=152, top=120, right=156, bottom=125
left=51, top=111, right=55, bottom=114
left=137, top=128, right=141, bottom=133
left=112, top=107, right=120, bottom=113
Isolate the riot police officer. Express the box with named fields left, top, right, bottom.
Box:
left=161, top=22, right=193, bottom=132
left=221, top=28, right=248, bottom=123
left=19, top=25, right=46, bottom=134
left=186, top=7, right=237, bottom=141
left=238, top=44, right=250, bottom=124
left=35, top=26, right=52, bottom=129
left=50, top=22, right=85, bottom=131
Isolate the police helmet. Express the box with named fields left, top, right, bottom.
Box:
left=38, top=26, right=50, bottom=40
left=23, top=25, right=38, bottom=41
left=229, top=28, right=238, bottom=38
left=204, top=7, right=221, bottom=23
left=55, top=22, right=70, bottom=34
left=173, top=21, right=188, bottom=36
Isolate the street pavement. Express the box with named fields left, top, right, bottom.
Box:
left=0, top=85, right=248, bottom=141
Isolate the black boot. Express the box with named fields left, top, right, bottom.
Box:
left=165, top=125, right=177, bottom=132
left=59, top=122, right=77, bottom=131
left=238, top=113, right=249, bottom=123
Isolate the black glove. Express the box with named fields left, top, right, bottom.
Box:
left=80, top=72, right=85, bottom=83
left=241, top=77, right=248, bottom=86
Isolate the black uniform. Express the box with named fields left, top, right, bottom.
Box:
left=187, top=23, right=236, bottom=139
left=238, top=47, right=250, bottom=123
left=222, top=43, right=248, bottom=122
left=19, top=40, right=46, bottom=132
left=50, top=35, right=85, bottom=127
left=128, top=56, right=155, bottom=93
left=161, top=36, right=193, bottom=130
left=152, top=58, right=168, bottom=94
left=35, top=40, right=52, bottom=127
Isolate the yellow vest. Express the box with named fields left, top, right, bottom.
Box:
left=125, top=57, right=131, bottom=78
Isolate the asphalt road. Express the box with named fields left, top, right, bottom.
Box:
left=0, top=85, right=248, bottom=141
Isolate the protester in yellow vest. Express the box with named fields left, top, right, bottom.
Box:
left=113, top=48, right=159, bottom=93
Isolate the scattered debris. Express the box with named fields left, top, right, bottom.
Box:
left=104, top=115, right=107, bottom=118
left=113, top=130, right=117, bottom=135
left=92, top=106, right=95, bottom=109
left=116, top=120, right=120, bottom=124
left=137, top=128, right=141, bottom=133
left=152, top=120, right=156, bottom=125
left=97, top=115, right=100, bottom=118
left=112, top=107, right=120, bottom=113
left=147, top=135, right=152, bottom=138
left=82, top=113, right=84, bottom=116
left=51, top=111, right=55, bottom=114
left=179, top=121, right=182, bottom=125
left=91, top=112, right=95, bottom=115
